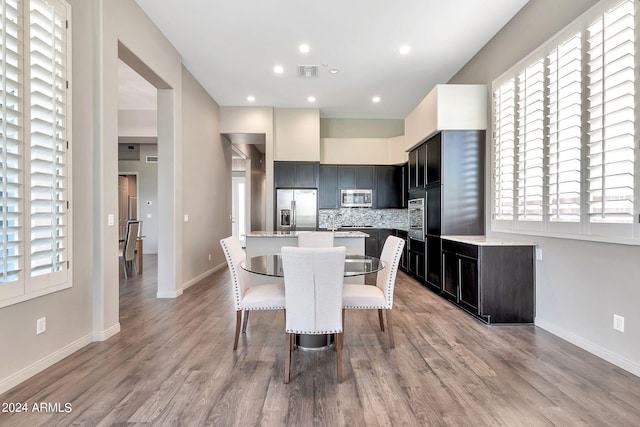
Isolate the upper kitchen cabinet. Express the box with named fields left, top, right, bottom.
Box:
left=338, top=165, right=375, bottom=189
left=319, top=164, right=339, bottom=208
left=274, top=108, right=320, bottom=161
left=404, top=84, right=487, bottom=151
left=375, top=165, right=404, bottom=209
left=274, top=161, right=319, bottom=188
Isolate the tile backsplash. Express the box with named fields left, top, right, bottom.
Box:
left=319, top=208, right=408, bottom=230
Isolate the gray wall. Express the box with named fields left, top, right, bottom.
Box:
left=449, top=0, right=640, bottom=375
left=0, top=0, right=232, bottom=393
left=118, top=144, right=159, bottom=253
left=181, top=66, right=231, bottom=287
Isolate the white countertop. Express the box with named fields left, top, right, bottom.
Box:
left=246, top=231, right=369, bottom=238
left=442, top=235, right=537, bottom=246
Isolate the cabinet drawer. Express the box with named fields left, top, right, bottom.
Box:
left=442, top=240, right=478, bottom=258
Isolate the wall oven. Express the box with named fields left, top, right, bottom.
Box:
left=408, top=198, right=424, bottom=240
left=340, top=189, right=373, bottom=208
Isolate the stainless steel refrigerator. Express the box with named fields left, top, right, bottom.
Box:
left=276, top=188, right=318, bottom=231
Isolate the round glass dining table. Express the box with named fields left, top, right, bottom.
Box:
left=240, top=253, right=385, bottom=350
left=241, top=254, right=385, bottom=277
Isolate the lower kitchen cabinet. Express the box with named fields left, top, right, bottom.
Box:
left=407, top=238, right=425, bottom=281
left=425, top=236, right=441, bottom=291
left=441, top=237, right=535, bottom=324
left=395, top=229, right=408, bottom=272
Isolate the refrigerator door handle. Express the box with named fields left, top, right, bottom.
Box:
left=291, top=200, right=296, bottom=227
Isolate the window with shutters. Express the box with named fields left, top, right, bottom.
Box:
left=492, top=0, right=639, bottom=243
left=0, top=0, right=71, bottom=307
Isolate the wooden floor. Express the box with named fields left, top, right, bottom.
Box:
left=2, top=255, right=640, bottom=426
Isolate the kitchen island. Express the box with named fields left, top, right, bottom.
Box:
left=244, top=230, right=369, bottom=284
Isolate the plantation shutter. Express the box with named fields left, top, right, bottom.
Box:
left=493, top=79, right=516, bottom=221
left=587, top=0, right=635, bottom=224
left=0, top=0, right=23, bottom=285
left=547, top=34, right=582, bottom=223
left=516, top=60, right=545, bottom=222
left=29, top=0, right=67, bottom=285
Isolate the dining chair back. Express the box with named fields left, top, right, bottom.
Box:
left=281, top=245, right=346, bottom=383
left=342, top=235, right=404, bottom=348
left=220, top=236, right=285, bottom=351
left=120, top=220, right=140, bottom=279
left=297, top=231, right=334, bottom=248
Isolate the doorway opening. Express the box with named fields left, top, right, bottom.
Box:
left=117, top=57, right=158, bottom=284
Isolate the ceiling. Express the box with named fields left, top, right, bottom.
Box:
left=133, top=0, right=529, bottom=119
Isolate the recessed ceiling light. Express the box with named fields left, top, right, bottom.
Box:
left=299, top=44, right=310, bottom=54
left=372, top=96, right=381, bottom=103
left=273, top=65, right=284, bottom=74
left=399, top=45, right=411, bottom=55
left=329, top=68, right=339, bottom=74
left=247, top=95, right=255, bottom=102
left=307, top=96, right=316, bottom=103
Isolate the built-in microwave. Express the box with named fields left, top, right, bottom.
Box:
left=340, top=189, right=373, bottom=208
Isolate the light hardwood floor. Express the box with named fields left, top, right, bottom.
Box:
left=1, top=255, right=640, bottom=426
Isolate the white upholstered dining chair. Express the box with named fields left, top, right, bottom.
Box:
left=220, top=236, right=286, bottom=351
left=281, top=246, right=346, bottom=383
left=342, top=235, right=405, bottom=348
left=297, top=231, right=334, bottom=248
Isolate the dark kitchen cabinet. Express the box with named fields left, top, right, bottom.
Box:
left=395, top=229, right=408, bottom=272
left=419, top=130, right=485, bottom=293
left=425, top=236, right=441, bottom=291
left=408, top=143, right=427, bottom=190
left=375, top=165, right=403, bottom=208
left=338, top=165, right=375, bottom=190
left=274, top=161, right=318, bottom=188
left=441, top=238, right=535, bottom=324
left=426, top=133, right=441, bottom=184
left=377, top=229, right=394, bottom=257
left=407, top=238, right=425, bottom=281
left=319, top=164, right=339, bottom=208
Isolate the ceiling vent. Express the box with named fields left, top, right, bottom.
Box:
left=297, top=65, right=319, bottom=78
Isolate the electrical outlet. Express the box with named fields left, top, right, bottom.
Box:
left=36, top=317, right=47, bottom=335
left=613, top=314, right=625, bottom=333
left=184, top=214, right=189, bottom=222
left=536, top=248, right=543, bottom=261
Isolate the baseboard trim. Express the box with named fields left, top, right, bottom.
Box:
left=92, top=323, right=121, bottom=342
left=182, top=263, right=226, bottom=290
left=0, top=334, right=92, bottom=395
left=535, top=318, right=640, bottom=378
left=156, top=288, right=183, bottom=298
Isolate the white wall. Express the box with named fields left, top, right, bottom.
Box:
left=321, top=136, right=407, bottom=165
left=273, top=108, right=320, bottom=161
left=449, top=0, right=640, bottom=376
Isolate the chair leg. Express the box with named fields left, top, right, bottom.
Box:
left=342, top=309, right=346, bottom=329
left=336, top=332, right=343, bottom=383
left=233, top=311, right=242, bottom=350
left=242, top=311, right=249, bottom=334
left=386, top=310, right=395, bottom=349
left=378, top=309, right=385, bottom=331
left=284, top=332, right=293, bottom=384
left=123, top=260, right=129, bottom=279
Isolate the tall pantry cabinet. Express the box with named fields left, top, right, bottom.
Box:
left=409, top=130, right=485, bottom=292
